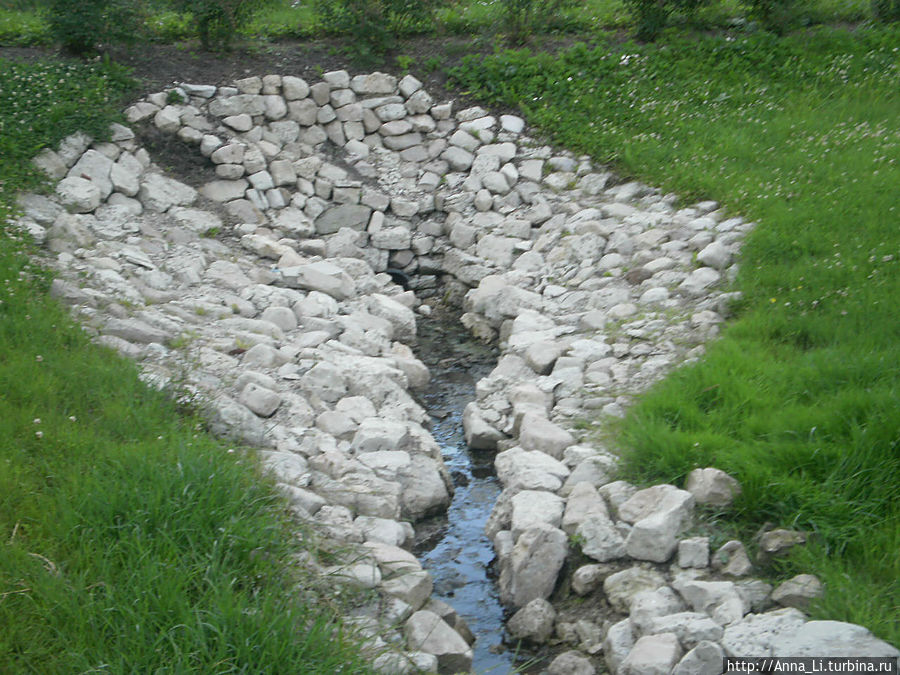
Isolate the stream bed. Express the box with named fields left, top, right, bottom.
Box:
left=413, top=308, right=521, bottom=674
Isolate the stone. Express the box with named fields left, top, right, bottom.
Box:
left=674, top=577, right=749, bottom=626
left=603, top=567, right=668, bottom=614
left=630, top=587, right=687, bottom=634
left=103, top=318, right=169, bottom=345
left=603, top=619, right=635, bottom=674
left=685, top=467, right=741, bottom=507
left=56, top=177, right=101, bottom=213
left=712, top=540, right=753, bottom=576
left=314, top=204, right=372, bottom=234
left=200, top=179, right=248, bottom=202
left=720, top=607, right=808, bottom=657
left=499, top=523, right=567, bottom=608
left=757, top=529, right=806, bottom=562
left=280, top=261, right=355, bottom=300
left=771, top=574, right=823, bottom=610
left=518, top=413, right=575, bottom=459
left=507, top=598, right=556, bottom=644
left=646, top=612, right=725, bottom=649
left=510, top=490, right=565, bottom=539
left=463, top=402, right=504, bottom=450
left=672, top=640, right=725, bottom=675
left=621, top=485, right=695, bottom=563
left=561, top=482, right=608, bottom=534
left=620, top=633, right=682, bottom=675
left=404, top=610, right=473, bottom=675
left=576, top=514, right=626, bottom=562
left=547, top=651, right=595, bottom=675
left=772, top=619, right=900, bottom=659
left=679, top=267, right=721, bottom=296
left=139, top=174, right=197, bottom=212
left=238, top=382, right=281, bottom=418
left=697, top=240, right=732, bottom=269
left=678, top=537, right=710, bottom=568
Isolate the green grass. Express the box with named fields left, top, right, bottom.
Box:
left=0, top=58, right=376, bottom=674
left=449, top=25, right=900, bottom=645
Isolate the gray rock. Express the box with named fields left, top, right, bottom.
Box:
left=672, top=640, right=725, bottom=675
left=603, top=619, right=635, bottom=674
left=630, top=587, right=687, bottom=634
left=518, top=413, right=575, bottom=459
left=576, top=513, right=626, bottom=562
left=603, top=567, right=668, bottom=614
left=772, top=619, right=900, bottom=658
left=103, top=318, right=169, bottom=345
left=547, top=650, right=596, bottom=675
left=674, top=577, right=749, bottom=626
left=720, top=608, right=809, bottom=656
left=404, top=610, right=473, bottom=675
left=697, top=240, right=732, bottom=269
left=238, top=382, right=281, bottom=418
left=507, top=598, right=556, bottom=644
left=685, top=467, right=741, bottom=507
left=620, top=633, right=682, bottom=675
left=678, top=537, right=710, bottom=568
left=646, top=612, right=724, bottom=649
left=757, top=528, right=806, bottom=562
left=463, top=402, right=504, bottom=450
left=500, top=523, right=567, bottom=608
left=314, top=204, right=372, bottom=234
left=280, top=261, right=355, bottom=299
left=771, top=574, right=823, bottom=610
left=712, top=540, right=753, bottom=577
left=510, top=490, right=565, bottom=539
left=139, top=173, right=197, bottom=212
left=56, top=176, right=101, bottom=213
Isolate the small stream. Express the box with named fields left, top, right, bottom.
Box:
left=413, top=309, right=518, bottom=674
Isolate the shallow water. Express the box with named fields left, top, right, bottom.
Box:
left=413, top=311, right=519, bottom=674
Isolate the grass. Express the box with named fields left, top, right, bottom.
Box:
left=449, top=24, right=900, bottom=644
left=0, top=58, right=376, bottom=673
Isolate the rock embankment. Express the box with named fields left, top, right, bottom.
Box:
left=15, top=69, right=897, bottom=673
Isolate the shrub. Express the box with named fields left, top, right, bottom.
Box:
left=872, top=0, right=900, bottom=21
left=740, top=0, right=804, bottom=33
left=500, top=0, right=580, bottom=44
left=314, top=0, right=438, bottom=57
left=44, top=0, right=141, bottom=55
left=170, top=0, right=279, bottom=50
left=622, top=0, right=711, bottom=40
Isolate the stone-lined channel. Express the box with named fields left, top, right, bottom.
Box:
left=413, top=311, right=510, bottom=673
left=20, top=66, right=900, bottom=675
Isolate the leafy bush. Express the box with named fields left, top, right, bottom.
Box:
left=872, top=0, right=900, bottom=21
left=314, top=0, right=438, bottom=57
left=169, top=0, right=279, bottom=50
left=623, top=0, right=711, bottom=41
left=44, top=0, right=141, bottom=54
left=500, top=0, right=580, bottom=44
left=740, top=0, right=804, bottom=33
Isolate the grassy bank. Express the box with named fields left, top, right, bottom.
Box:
left=449, top=25, right=900, bottom=644
left=0, top=58, right=374, bottom=673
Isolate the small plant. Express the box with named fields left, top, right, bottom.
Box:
left=166, top=88, right=186, bottom=104
left=396, top=54, right=413, bottom=71
left=423, top=55, right=443, bottom=73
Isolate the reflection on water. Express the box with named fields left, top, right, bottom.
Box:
left=414, top=312, right=517, bottom=674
